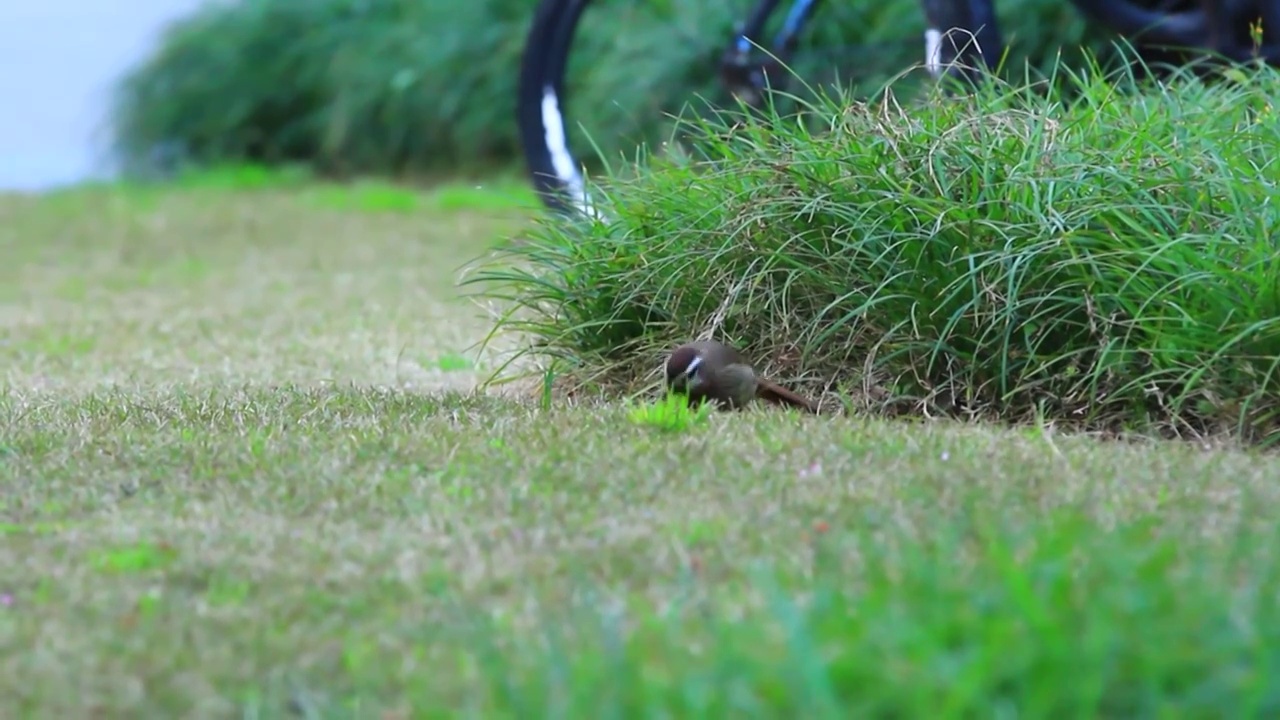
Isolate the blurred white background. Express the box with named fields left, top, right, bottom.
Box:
left=0, top=0, right=206, bottom=190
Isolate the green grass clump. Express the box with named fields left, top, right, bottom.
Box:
left=108, top=0, right=1108, bottom=179
left=476, top=58, right=1280, bottom=442
left=626, top=391, right=713, bottom=432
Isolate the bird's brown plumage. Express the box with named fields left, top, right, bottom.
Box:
left=665, top=340, right=818, bottom=413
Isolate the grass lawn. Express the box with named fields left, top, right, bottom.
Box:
left=2, top=173, right=1280, bottom=716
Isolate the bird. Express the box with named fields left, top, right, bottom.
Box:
left=664, top=340, right=818, bottom=414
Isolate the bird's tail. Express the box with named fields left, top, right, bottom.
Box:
left=755, top=377, right=819, bottom=414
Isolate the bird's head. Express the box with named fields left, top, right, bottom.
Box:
left=665, top=345, right=706, bottom=393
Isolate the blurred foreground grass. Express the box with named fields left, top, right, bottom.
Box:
left=1, top=170, right=1279, bottom=716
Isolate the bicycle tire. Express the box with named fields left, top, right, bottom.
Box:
left=516, top=0, right=595, bottom=216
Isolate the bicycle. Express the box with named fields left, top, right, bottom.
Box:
left=515, top=0, right=1280, bottom=215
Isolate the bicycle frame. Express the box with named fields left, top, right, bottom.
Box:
left=733, top=0, right=823, bottom=61
left=724, top=0, right=1280, bottom=85
left=718, top=0, right=1003, bottom=100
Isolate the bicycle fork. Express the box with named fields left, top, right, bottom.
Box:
left=920, top=0, right=1003, bottom=82
left=718, top=0, right=1002, bottom=104
left=719, top=0, right=824, bottom=105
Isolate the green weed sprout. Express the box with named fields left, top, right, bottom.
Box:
left=626, top=392, right=712, bottom=432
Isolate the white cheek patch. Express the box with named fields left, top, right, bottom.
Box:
left=684, top=355, right=703, bottom=378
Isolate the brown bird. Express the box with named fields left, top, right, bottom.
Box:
left=665, top=340, right=818, bottom=413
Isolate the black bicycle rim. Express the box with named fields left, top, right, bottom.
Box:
left=515, top=0, right=597, bottom=215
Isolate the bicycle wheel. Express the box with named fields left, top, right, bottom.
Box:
left=516, top=0, right=973, bottom=215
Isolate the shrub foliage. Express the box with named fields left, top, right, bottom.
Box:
left=474, top=61, right=1280, bottom=442
left=109, top=0, right=1106, bottom=178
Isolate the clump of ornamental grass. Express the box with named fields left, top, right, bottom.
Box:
left=469, top=53, right=1280, bottom=444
